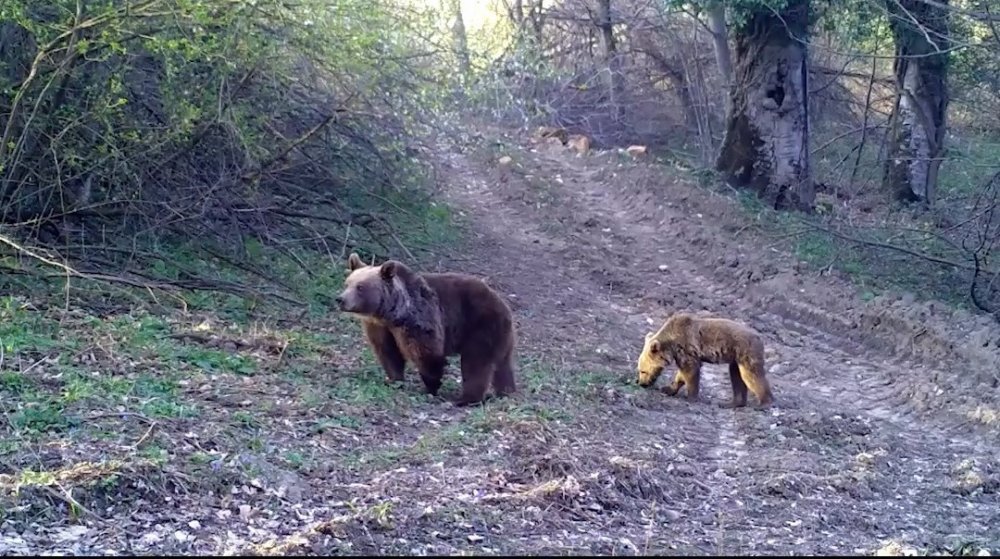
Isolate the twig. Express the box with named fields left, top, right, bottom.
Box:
left=40, top=484, right=106, bottom=523
left=792, top=217, right=977, bottom=272
left=85, top=411, right=156, bottom=424
left=339, top=221, right=353, bottom=260
left=130, top=420, right=158, bottom=450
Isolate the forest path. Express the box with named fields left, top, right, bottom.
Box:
left=430, top=126, right=1000, bottom=554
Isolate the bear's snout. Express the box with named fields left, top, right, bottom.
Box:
left=334, top=295, right=345, bottom=309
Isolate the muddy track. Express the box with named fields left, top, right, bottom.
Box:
left=432, top=134, right=1000, bottom=554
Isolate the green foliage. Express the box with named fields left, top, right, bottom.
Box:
left=0, top=0, right=460, bottom=306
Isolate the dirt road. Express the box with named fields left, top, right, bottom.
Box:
left=430, top=127, right=1000, bottom=554
left=4, top=125, right=998, bottom=556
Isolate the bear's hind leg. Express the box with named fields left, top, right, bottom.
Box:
left=363, top=321, right=406, bottom=383
left=738, top=359, right=774, bottom=408
left=720, top=361, right=749, bottom=409
left=454, top=352, right=495, bottom=407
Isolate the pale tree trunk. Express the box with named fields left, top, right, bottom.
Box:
left=443, top=0, right=471, bottom=79
left=882, top=0, right=949, bottom=206
left=715, top=0, right=814, bottom=211
left=706, top=3, right=733, bottom=86
left=594, top=0, right=624, bottom=119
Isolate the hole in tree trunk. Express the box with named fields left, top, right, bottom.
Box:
left=766, top=85, right=785, bottom=108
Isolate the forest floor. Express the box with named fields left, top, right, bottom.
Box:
left=2, top=123, right=999, bottom=556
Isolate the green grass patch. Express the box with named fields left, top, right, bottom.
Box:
left=725, top=180, right=971, bottom=307
left=133, top=374, right=200, bottom=419
left=0, top=297, right=75, bottom=357
left=9, top=399, right=78, bottom=434
left=937, top=135, right=1000, bottom=198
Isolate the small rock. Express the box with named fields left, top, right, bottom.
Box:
left=658, top=264, right=668, bottom=271
left=497, top=155, right=513, bottom=166
left=239, top=504, right=252, bottom=520
left=875, top=541, right=919, bottom=556
left=467, top=535, right=484, bottom=543
left=188, top=520, right=201, bottom=530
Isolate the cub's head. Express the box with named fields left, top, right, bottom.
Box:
left=335, top=252, right=412, bottom=319
left=636, top=332, right=669, bottom=388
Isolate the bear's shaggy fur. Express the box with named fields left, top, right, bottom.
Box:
left=636, top=311, right=774, bottom=408
left=335, top=252, right=517, bottom=406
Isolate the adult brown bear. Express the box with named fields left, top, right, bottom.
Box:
left=335, top=253, right=517, bottom=406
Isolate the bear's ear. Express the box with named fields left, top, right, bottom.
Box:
left=380, top=260, right=399, bottom=282
left=347, top=252, right=365, bottom=271
left=648, top=340, right=661, bottom=354
left=381, top=260, right=413, bottom=283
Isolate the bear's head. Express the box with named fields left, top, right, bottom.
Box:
left=335, top=252, right=414, bottom=321
left=636, top=332, right=669, bottom=387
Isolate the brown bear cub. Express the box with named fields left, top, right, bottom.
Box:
left=335, top=252, right=517, bottom=407
left=636, top=311, right=774, bottom=408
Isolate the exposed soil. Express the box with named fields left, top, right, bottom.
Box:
left=425, top=125, right=1000, bottom=554
left=2, top=124, right=999, bottom=555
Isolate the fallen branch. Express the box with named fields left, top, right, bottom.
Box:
left=791, top=217, right=979, bottom=272
left=2, top=232, right=306, bottom=307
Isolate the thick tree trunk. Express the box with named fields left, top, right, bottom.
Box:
left=715, top=0, right=813, bottom=211
left=882, top=0, right=949, bottom=206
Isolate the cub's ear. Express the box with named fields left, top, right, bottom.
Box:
left=644, top=331, right=654, bottom=341
left=649, top=340, right=661, bottom=354
left=347, top=252, right=365, bottom=271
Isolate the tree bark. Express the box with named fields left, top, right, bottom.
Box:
left=714, top=0, right=814, bottom=211
left=443, top=0, right=471, bottom=78
left=594, top=0, right=624, bottom=117
left=507, top=0, right=545, bottom=49
left=706, top=3, right=733, bottom=86
left=882, top=0, right=950, bottom=206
